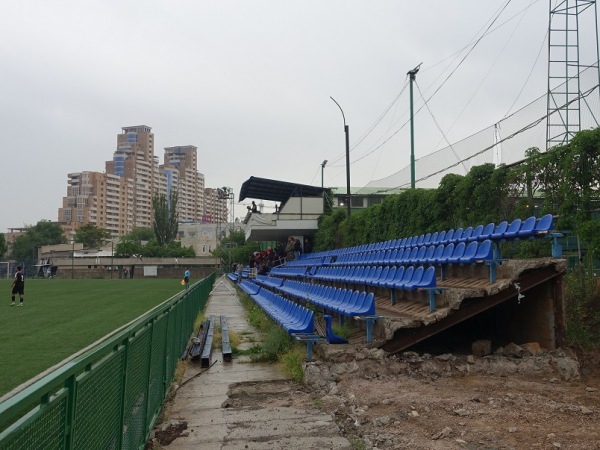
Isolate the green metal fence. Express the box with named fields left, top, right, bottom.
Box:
left=0, top=272, right=216, bottom=450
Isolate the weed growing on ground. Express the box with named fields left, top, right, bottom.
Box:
left=279, top=345, right=306, bottom=381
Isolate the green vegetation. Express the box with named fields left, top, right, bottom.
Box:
left=152, top=190, right=179, bottom=247
left=9, top=220, right=67, bottom=267
left=212, top=230, right=260, bottom=273
left=0, top=278, right=184, bottom=396
left=0, top=233, right=7, bottom=259
left=313, top=127, right=600, bottom=345
left=74, top=223, right=111, bottom=249
left=236, top=290, right=305, bottom=373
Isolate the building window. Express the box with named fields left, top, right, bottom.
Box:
left=351, top=196, right=364, bottom=208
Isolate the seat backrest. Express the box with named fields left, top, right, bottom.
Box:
left=415, top=245, right=427, bottom=261
left=506, top=218, right=522, bottom=235
left=475, top=239, right=493, bottom=260
left=385, top=266, right=397, bottom=282
left=422, top=245, right=436, bottom=262
left=535, top=213, right=554, bottom=233
left=492, top=221, right=508, bottom=237
left=441, top=243, right=455, bottom=260
left=416, top=234, right=425, bottom=246
left=461, top=226, right=473, bottom=241
left=408, top=247, right=419, bottom=261
left=443, top=229, right=455, bottom=244
left=453, top=228, right=464, bottom=242
left=518, top=216, right=537, bottom=236
left=400, top=266, right=415, bottom=284
left=419, top=266, right=437, bottom=288
left=409, top=265, right=424, bottom=285
left=481, top=222, right=495, bottom=238
left=469, top=224, right=484, bottom=241
left=379, top=266, right=390, bottom=282
left=461, top=241, right=478, bottom=262
left=432, top=244, right=445, bottom=261
left=430, top=231, right=439, bottom=244
left=450, top=241, right=466, bottom=260
left=393, top=266, right=405, bottom=283
left=436, top=230, right=446, bottom=243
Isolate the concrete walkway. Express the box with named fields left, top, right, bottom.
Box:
left=164, top=275, right=352, bottom=450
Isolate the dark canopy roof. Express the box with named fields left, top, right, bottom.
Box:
left=238, top=176, right=327, bottom=203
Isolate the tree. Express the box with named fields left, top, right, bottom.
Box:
left=153, top=190, right=179, bottom=246
left=10, top=220, right=67, bottom=265
left=74, top=224, right=111, bottom=248
left=126, top=227, right=155, bottom=242
left=0, top=233, right=7, bottom=258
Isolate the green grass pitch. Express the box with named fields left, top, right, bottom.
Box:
left=0, top=278, right=185, bottom=397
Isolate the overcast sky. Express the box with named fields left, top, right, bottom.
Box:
left=1, top=0, right=593, bottom=232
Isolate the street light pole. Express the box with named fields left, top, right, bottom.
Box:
left=330, top=97, right=351, bottom=217
left=407, top=63, right=421, bottom=189
left=321, top=160, right=328, bottom=188
left=71, top=240, right=75, bottom=280
left=110, top=239, right=114, bottom=279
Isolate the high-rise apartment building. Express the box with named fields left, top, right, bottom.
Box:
left=59, top=126, right=220, bottom=237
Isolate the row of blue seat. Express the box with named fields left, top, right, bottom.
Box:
left=276, top=280, right=376, bottom=317
left=308, top=214, right=554, bottom=259
left=313, top=264, right=438, bottom=291
left=331, top=239, right=494, bottom=267
left=250, top=287, right=314, bottom=334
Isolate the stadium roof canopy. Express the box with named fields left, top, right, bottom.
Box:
left=238, top=176, right=326, bottom=204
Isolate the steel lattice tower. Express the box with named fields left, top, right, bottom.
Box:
left=547, top=0, right=600, bottom=149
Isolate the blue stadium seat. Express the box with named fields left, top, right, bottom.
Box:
left=441, top=229, right=455, bottom=245
left=452, top=228, right=464, bottom=243
left=418, top=245, right=436, bottom=264
left=474, top=239, right=493, bottom=260
left=479, top=222, right=496, bottom=240
left=517, top=216, right=537, bottom=237
left=431, top=244, right=445, bottom=263
left=468, top=224, right=484, bottom=242
left=503, top=218, right=522, bottom=239
left=534, top=214, right=554, bottom=235
left=490, top=221, right=508, bottom=240
left=459, top=226, right=473, bottom=242
left=383, top=266, right=405, bottom=289
left=390, top=265, right=415, bottom=290
left=433, top=230, right=446, bottom=245
left=437, top=243, right=455, bottom=264
left=458, top=241, right=479, bottom=263
left=404, top=266, right=425, bottom=290
left=447, top=242, right=467, bottom=264
left=377, top=265, right=397, bottom=287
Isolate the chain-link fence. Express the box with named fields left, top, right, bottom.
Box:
left=0, top=272, right=215, bottom=450
left=362, top=66, right=600, bottom=193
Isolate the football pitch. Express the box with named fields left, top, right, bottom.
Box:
left=0, top=278, right=186, bottom=397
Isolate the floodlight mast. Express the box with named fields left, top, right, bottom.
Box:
left=407, top=63, right=421, bottom=189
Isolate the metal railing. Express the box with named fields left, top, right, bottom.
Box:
left=0, top=272, right=215, bottom=450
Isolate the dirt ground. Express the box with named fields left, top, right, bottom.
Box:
left=226, top=347, right=600, bottom=450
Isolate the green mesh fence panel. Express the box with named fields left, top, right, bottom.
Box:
left=122, top=327, right=152, bottom=450
left=146, top=315, right=168, bottom=427
left=0, top=274, right=215, bottom=450
left=72, top=351, right=126, bottom=450
left=0, top=392, right=67, bottom=450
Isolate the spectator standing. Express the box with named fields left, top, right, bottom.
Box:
left=11, top=266, right=25, bottom=306
left=184, top=267, right=191, bottom=289
left=294, top=238, right=302, bottom=260
left=285, top=237, right=295, bottom=261
left=303, top=238, right=312, bottom=254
